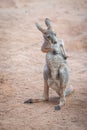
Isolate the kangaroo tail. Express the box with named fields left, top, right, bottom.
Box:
left=64, top=85, right=74, bottom=97
left=24, top=98, right=47, bottom=104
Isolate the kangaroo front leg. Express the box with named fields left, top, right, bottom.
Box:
left=60, top=44, right=68, bottom=59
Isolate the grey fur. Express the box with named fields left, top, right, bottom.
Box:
left=36, top=18, right=74, bottom=110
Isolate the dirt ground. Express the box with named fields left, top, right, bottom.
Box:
left=0, top=0, right=87, bottom=130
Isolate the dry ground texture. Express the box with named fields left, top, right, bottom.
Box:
left=0, top=0, right=87, bottom=130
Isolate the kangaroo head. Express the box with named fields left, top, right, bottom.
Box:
left=36, top=18, right=57, bottom=44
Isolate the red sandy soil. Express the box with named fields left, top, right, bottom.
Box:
left=0, top=0, right=87, bottom=130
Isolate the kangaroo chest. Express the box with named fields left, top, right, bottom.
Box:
left=46, top=42, right=66, bottom=78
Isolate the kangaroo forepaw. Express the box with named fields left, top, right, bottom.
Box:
left=55, top=105, right=61, bottom=111
left=24, top=99, right=33, bottom=104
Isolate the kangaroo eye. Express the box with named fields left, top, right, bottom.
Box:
left=47, top=35, right=50, bottom=39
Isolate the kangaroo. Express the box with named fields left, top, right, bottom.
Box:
left=24, top=18, right=74, bottom=110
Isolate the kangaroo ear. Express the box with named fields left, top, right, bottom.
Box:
left=45, top=18, right=52, bottom=30
left=35, top=22, right=46, bottom=33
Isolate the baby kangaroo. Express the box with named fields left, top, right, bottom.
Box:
left=24, top=18, right=74, bottom=110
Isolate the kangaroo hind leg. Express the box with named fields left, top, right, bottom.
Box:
left=55, top=64, right=69, bottom=110
left=24, top=65, right=50, bottom=104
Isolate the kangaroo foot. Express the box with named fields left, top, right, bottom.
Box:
left=55, top=105, right=61, bottom=110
